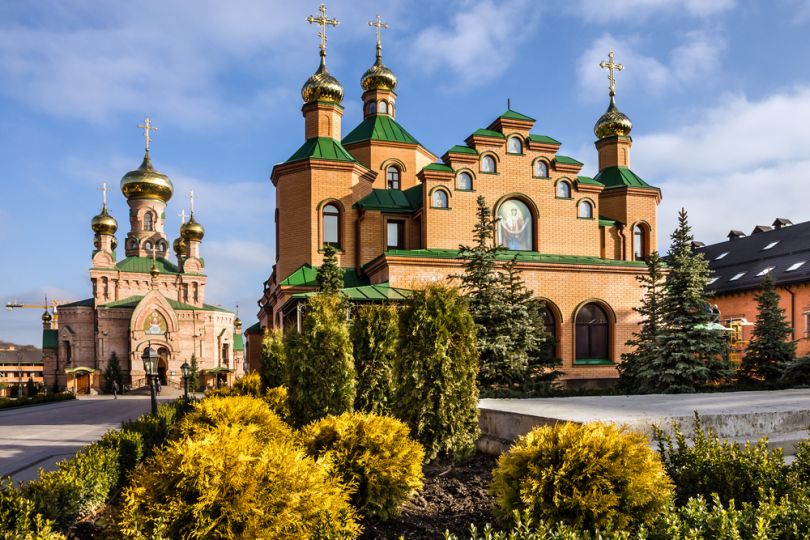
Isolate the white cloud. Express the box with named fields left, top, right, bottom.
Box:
left=573, top=0, right=735, bottom=23
left=201, top=239, right=275, bottom=320
left=578, top=32, right=725, bottom=101
left=410, top=0, right=541, bottom=88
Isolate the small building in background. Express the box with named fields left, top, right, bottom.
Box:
left=0, top=342, right=44, bottom=397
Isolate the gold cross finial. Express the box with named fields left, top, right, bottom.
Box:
left=368, top=14, right=389, bottom=56
left=98, top=182, right=110, bottom=208
left=187, top=190, right=196, bottom=215
left=599, top=51, right=624, bottom=97
left=178, top=209, right=187, bottom=223
left=137, top=117, right=158, bottom=152
left=307, top=3, right=339, bottom=57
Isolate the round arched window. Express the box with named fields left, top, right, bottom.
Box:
left=576, top=303, right=610, bottom=361
left=432, top=189, right=449, bottom=208
left=144, top=240, right=153, bottom=252
left=369, top=101, right=377, bottom=114
left=556, top=180, right=571, bottom=199
left=481, top=155, right=496, bottom=173
left=387, top=166, right=401, bottom=190
left=578, top=200, right=594, bottom=219
left=534, top=160, right=549, bottom=178
left=633, top=224, right=646, bottom=260
left=378, top=101, right=388, bottom=114
left=143, top=212, right=154, bottom=231
left=457, top=172, right=472, bottom=191
left=323, top=203, right=340, bottom=246
left=507, top=136, right=523, bottom=154
left=496, top=199, right=533, bottom=251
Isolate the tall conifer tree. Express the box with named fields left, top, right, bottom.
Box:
left=317, top=244, right=344, bottom=293
left=656, top=209, right=730, bottom=392
left=740, top=274, right=796, bottom=384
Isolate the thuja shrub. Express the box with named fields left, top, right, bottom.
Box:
left=206, top=371, right=264, bottom=398
left=265, top=385, right=292, bottom=422
left=351, top=304, right=399, bottom=414
left=260, top=327, right=287, bottom=389
left=0, top=478, right=65, bottom=540
left=95, top=429, right=144, bottom=486
left=793, top=433, right=810, bottom=487
left=491, top=422, right=673, bottom=532
left=780, top=355, right=810, bottom=387
left=394, top=283, right=479, bottom=462
left=121, top=399, right=190, bottom=456
left=654, top=413, right=791, bottom=506
left=300, top=412, right=425, bottom=520
left=119, top=424, right=361, bottom=539
left=179, top=394, right=293, bottom=443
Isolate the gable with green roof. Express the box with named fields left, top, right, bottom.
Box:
left=554, top=155, right=584, bottom=167
left=593, top=166, right=658, bottom=190
left=498, top=109, right=536, bottom=122
left=285, top=137, right=358, bottom=164
left=280, top=264, right=370, bottom=288
left=470, top=128, right=505, bottom=139
left=342, top=115, right=421, bottom=146
left=354, top=184, right=423, bottom=213
left=445, top=145, right=478, bottom=155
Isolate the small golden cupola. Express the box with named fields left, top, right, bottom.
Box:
left=301, top=5, right=343, bottom=105
left=593, top=51, right=632, bottom=140
left=91, top=205, right=117, bottom=236
left=180, top=213, right=205, bottom=242
left=360, top=16, right=397, bottom=93
left=173, top=236, right=186, bottom=260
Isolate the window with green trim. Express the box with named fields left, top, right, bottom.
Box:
left=507, top=136, right=523, bottom=154
left=323, top=204, right=340, bottom=247
left=457, top=171, right=473, bottom=191
left=534, top=160, right=549, bottom=178
left=432, top=189, right=449, bottom=208
left=578, top=200, right=594, bottom=219
left=556, top=180, right=571, bottom=199
left=481, top=155, right=496, bottom=173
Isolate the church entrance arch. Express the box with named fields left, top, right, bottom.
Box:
left=157, top=347, right=169, bottom=386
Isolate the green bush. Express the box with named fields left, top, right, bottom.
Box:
left=491, top=422, right=673, bottom=532
left=300, top=412, right=425, bottom=520
left=119, top=423, right=361, bottom=539
left=351, top=304, right=398, bottom=414
left=394, top=283, right=479, bottom=462
left=794, top=433, right=810, bottom=487
left=0, top=477, right=65, bottom=540
left=0, top=392, right=74, bottom=410
left=95, top=429, right=144, bottom=486
left=445, top=512, right=635, bottom=539
left=180, top=394, right=293, bottom=443
left=260, top=327, right=287, bottom=389
left=654, top=413, right=791, bottom=506
left=120, top=400, right=189, bottom=456
left=286, top=293, right=356, bottom=426
left=780, top=355, right=810, bottom=387
left=207, top=371, right=264, bottom=398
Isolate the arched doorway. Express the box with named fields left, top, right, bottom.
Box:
left=575, top=303, right=610, bottom=362
left=157, top=347, right=169, bottom=385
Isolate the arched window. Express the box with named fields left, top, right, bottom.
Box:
left=378, top=101, right=388, bottom=114
left=158, top=240, right=167, bottom=253
left=144, top=212, right=154, bottom=231
left=387, top=166, right=401, bottom=190
left=457, top=171, right=473, bottom=191
left=541, top=306, right=557, bottom=361
left=322, top=203, right=340, bottom=247
left=432, top=189, right=449, bottom=209
left=481, top=155, right=496, bottom=173
left=576, top=303, right=610, bottom=361
left=496, top=199, right=533, bottom=251
left=633, top=224, right=646, bottom=260
left=534, top=160, right=549, bottom=178
left=507, top=136, right=523, bottom=154
left=369, top=101, right=377, bottom=114
left=578, top=200, right=594, bottom=219
left=130, top=239, right=138, bottom=250
left=556, top=180, right=571, bottom=199
left=144, top=240, right=153, bottom=252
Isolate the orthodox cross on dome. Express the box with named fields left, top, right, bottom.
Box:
left=178, top=209, right=187, bottom=223
left=368, top=14, right=389, bottom=55
left=187, top=190, right=196, bottom=215
left=307, top=3, right=339, bottom=57
left=137, top=117, right=158, bottom=152
left=98, top=182, right=110, bottom=208
left=599, top=51, right=624, bottom=97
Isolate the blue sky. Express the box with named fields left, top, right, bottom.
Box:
left=2, top=0, right=810, bottom=346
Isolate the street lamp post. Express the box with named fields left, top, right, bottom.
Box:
left=180, top=361, right=190, bottom=400
left=141, top=345, right=159, bottom=415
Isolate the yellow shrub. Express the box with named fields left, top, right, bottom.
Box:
left=179, top=395, right=292, bottom=444
left=491, top=422, right=673, bottom=532
left=265, top=385, right=292, bottom=423
left=300, top=412, right=425, bottom=520
left=119, top=423, right=361, bottom=539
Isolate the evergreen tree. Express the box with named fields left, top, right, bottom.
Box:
left=656, top=209, right=731, bottom=393
left=285, top=293, right=356, bottom=426
left=619, top=251, right=666, bottom=392
left=188, top=353, right=200, bottom=392
left=394, top=283, right=479, bottom=462
left=103, top=351, right=123, bottom=394
left=317, top=244, right=344, bottom=293
left=739, top=274, right=796, bottom=384
left=351, top=303, right=398, bottom=414
left=259, top=328, right=286, bottom=389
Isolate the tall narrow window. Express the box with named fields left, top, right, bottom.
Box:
left=144, top=240, right=153, bottom=252
left=534, top=160, right=549, bottom=178
left=144, top=212, right=154, bottom=231
left=578, top=200, right=594, bottom=219
left=507, top=136, right=523, bottom=154
left=387, top=220, right=404, bottom=249
left=387, top=166, right=401, bottom=190
left=378, top=101, right=388, bottom=114
left=633, top=225, right=645, bottom=260
left=369, top=101, right=377, bottom=115
left=457, top=171, right=472, bottom=191
left=432, top=190, right=449, bottom=208
left=541, top=307, right=557, bottom=361
left=323, top=203, right=340, bottom=246
left=556, top=180, right=571, bottom=198
left=576, top=303, right=610, bottom=361
left=481, top=155, right=496, bottom=173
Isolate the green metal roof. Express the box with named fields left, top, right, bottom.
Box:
left=280, top=264, right=371, bottom=288
left=354, top=184, right=423, bottom=213
left=292, top=283, right=412, bottom=302
left=470, top=128, right=505, bottom=139
left=60, top=298, right=94, bottom=308
left=100, top=295, right=233, bottom=313
left=43, top=329, right=58, bottom=349
left=446, top=145, right=478, bottom=155
left=528, top=134, right=561, bottom=145
left=576, top=175, right=604, bottom=187
left=342, top=115, right=420, bottom=146
left=554, top=155, right=584, bottom=167
left=233, top=333, right=244, bottom=351
left=599, top=217, right=620, bottom=228
left=285, top=137, right=357, bottom=164
left=381, top=248, right=646, bottom=267
left=593, top=166, right=658, bottom=190
left=108, top=257, right=182, bottom=275
left=422, top=163, right=454, bottom=173
left=499, top=109, right=536, bottom=122
left=245, top=322, right=262, bottom=334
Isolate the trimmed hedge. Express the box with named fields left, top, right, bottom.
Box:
left=0, top=477, right=65, bottom=540
left=0, top=392, right=75, bottom=410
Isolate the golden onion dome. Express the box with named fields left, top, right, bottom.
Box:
left=120, top=152, right=173, bottom=202
left=42, top=310, right=52, bottom=323
left=180, top=214, right=205, bottom=242
left=361, top=48, right=397, bottom=92
left=234, top=316, right=242, bottom=328
left=594, top=96, right=633, bottom=139
left=91, top=206, right=118, bottom=235
left=301, top=55, right=344, bottom=104
left=150, top=262, right=160, bottom=279
left=173, top=236, right=186, bottom=259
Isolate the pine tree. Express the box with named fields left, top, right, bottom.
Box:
left=619, top=251, right=666, bottom=392
left=351, top=303, right=398, bottom=414
left=656, top=209, right=731, bottom=393
left=103, top=351, right=123, bottom=394
left=739, top=274, right=796, bottom=384
left=317, top=244, right=344, bottom=293
left=259, top=328, right=286, bottom=389
left=189, top=353, right=200, bottom=392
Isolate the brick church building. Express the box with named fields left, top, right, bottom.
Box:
left=255, top=12, right=661, bottom=385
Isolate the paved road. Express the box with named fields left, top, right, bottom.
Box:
left=0, top=395, right=171, bottom=483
